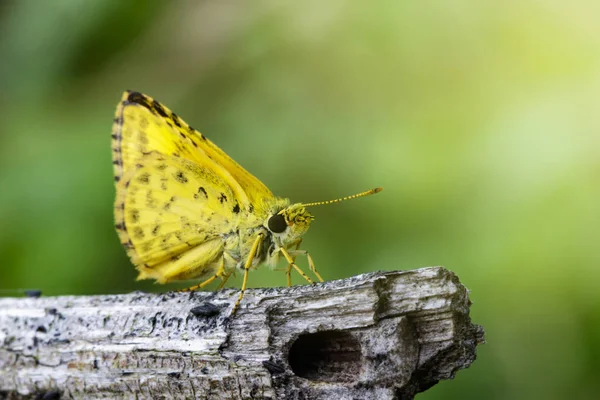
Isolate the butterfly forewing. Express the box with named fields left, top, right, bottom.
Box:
left=112, top=91, right=275, bottom=212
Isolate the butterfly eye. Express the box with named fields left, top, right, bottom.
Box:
left=268, top=214, right=288, bottom=233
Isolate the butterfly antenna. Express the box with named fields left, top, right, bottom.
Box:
left=302, top=187, right=383, bottom=207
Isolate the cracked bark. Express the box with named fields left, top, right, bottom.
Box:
left=0, top=267, right=484, bottom=399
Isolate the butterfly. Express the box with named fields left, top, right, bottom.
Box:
left=112, top=91, right=382, bottom=313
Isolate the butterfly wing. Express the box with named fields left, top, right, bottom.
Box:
left=112, top=91, right=275, bottom=211
left=114, top=151, right=242, bottom=283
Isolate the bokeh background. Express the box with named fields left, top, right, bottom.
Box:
left=1, top=1, right=599, bottom=398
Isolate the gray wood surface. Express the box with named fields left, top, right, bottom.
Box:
left=0, top=267, right=484, bottom=399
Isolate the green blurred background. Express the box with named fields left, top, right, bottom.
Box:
left=1, top=1, right=599, bottom=398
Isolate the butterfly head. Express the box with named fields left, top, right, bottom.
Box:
left=265, top=187, right=383, bottom=247
left=267, top=204, right=314, bottom=245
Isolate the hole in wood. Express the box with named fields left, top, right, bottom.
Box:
left=288, top=330, right=362, bottom=382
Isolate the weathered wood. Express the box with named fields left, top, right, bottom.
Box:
left=0, top=267, right=484, bottom=399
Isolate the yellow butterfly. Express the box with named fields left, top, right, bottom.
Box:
left=112, top=91, right=382, bottom=312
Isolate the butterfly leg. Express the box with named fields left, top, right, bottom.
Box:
left=285, top=239, right=304, bottom=287
left=178, top=275, right=218, bottom=292
left=232, top=233, right=265, bottom=314
left=216, top=272, right=232, bottom=290
left=285, top=249, right=324, bottom=283
left=290, top=250, right=324, bottom=283
left=285, top=266, right=292, bottom=288
left=279, top=247, right=315, bottom=285
left=178, top=257, right=226, bottom=292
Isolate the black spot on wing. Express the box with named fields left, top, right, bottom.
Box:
left=172, top=113, right=182, bottom=127
left=174, top=171, right=188, bottom=184
left=129, top=209, right=139, bottom=223
left=146, top=191, right=157, bottom=208
left=187, top=124, right=206, bottom=140
left=219, top=193, right=227, bottom=203
left=136, top=173, right=150, bottom=184
left=152, top=100, right=168, bottom=118
left=233, top=203, right=240, bottom=214
left=133, top=227, right=145, bottom=239
left=140, top=241, right=153, bottom=253
left=126, top=91, right=151, bottom=108
left=163, top=196, right=176, bottom=210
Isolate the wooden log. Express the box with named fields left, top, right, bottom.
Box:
left=0, top=267, right=484, bottom=399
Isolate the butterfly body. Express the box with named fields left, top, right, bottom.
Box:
left=112, top=91, right=380, bottom=311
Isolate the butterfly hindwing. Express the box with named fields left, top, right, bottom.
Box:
left=114, top=152, right=240, bottom=282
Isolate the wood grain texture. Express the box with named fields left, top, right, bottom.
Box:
left=0, top=267, right=484, bottom=399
